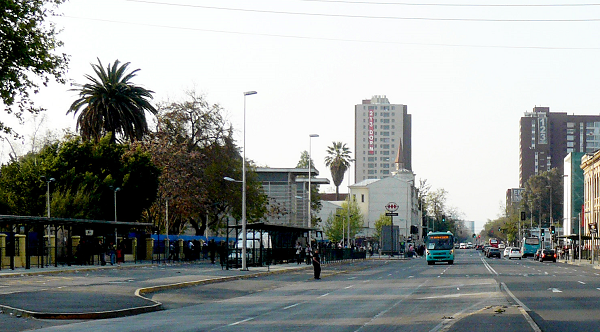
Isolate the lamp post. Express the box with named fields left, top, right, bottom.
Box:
left=308, top=134, right=319, bottom=243
left=347, top=159, right=355, bottom=247
left=113, top=187, right=120, bottom=250
left=41, top=176, right=55, bottom=267
left=241, top=91, right=257, bottom=271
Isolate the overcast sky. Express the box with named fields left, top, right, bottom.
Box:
left=5, top=0, right=600, bottom=232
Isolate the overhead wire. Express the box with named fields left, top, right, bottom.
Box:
left=125, top=0, right=600, bottom=22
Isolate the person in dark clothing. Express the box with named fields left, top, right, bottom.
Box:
left=312, top=249, right=321, bottom=279
left=209, top=239, right=217, bottom=264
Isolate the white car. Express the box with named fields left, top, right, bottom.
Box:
left=508, top=248, right=522, bottom=260
left=503, top=247, right=512, bottom=257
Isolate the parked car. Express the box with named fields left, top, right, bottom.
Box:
left=538, top=249, right=557, bottom=262
left=487, top=247, right=501, bottom=258
left=508, top=248, right=522, bottom=260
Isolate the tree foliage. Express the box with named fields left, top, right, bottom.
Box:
left=0, top=134, right=160, bottom=221
left=520, top=168, right=563, bottom=229
left=139, top=91, right=267, bottom=236
left=1, top=0, right=69, bottom=139
left=323, top=199, right=364, bottom=243
left=296, top=150, right=323, bottom=227
left=324, top=141, right=352, bottom=200
left=67, top=59, right=157, bottom=144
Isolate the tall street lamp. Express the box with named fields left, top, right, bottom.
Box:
left=242, top=90, right=256, bottom=271
left=113, top=187, right=120, bottom=249
left=308, top=134, right=319, bottom=243
left=347, top=159, right=355, bottom=247
left=41, top=176, right=55, bottom=267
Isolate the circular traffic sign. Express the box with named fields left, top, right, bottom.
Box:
left=385, top=202, right=399, bottom=212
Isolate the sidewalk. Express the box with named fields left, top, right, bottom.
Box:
left=0, top=260, right=316, bottom=319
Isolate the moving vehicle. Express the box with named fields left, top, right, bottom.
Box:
left=487, top=247, right=501, bottom=258
left=508, top=248, right=522, bottom=260
left=538, top=249, right=557, bottom=262
left=521, top=237, right=541, bottom=258
left=489, top=238, right=499, bottom=248
left=503, top=247, right=512, bottom=257
left=534, top=248, right=543, bottom=260
left=459, top=243, right=467, bottom=249
left=426, top=231, right=455, bottom=265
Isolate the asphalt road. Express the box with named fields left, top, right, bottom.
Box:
left=1, top=251, right=600, bottom=331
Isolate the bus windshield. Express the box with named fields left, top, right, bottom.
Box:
left=427, top=235, right=454, bottom=250
left=524, top=238, right=540, bottom=245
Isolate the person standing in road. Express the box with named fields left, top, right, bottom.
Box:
left=312, top=249, right=321, bottom=279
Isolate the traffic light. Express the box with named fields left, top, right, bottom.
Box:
left=521, top=211, right=526, bottom=221
left=550, top=226, right=555, bottom=234
left=472, top=234, right=476, bottom=238
left=442, top=215, right=446, bottom=222
left=541, top=228, right=545, bottom=237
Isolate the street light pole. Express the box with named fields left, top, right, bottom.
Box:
left=113, top=187, right=120, bottom=252
left=242, top=91, right=257, bottom=271
left=347, top=159, right=355, bottom=248
left=41, top=176, right=55, bottom=267
left=308, top=134, right=319, bottom=244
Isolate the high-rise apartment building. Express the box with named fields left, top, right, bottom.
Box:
left=519, top=106, right=600, bottom=187
left=354, top=96, right=412, bottom=182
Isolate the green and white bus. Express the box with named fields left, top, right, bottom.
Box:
left=426, top=231, right=455, bottom=265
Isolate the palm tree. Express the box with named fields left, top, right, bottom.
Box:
left=67, top=58, right=157, bottom=143
left=324, top=141, right=352, bottom=200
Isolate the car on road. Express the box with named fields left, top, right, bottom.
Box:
left=475, top=244, right=483, bottom=251
left=487, top=247, right=501, bottom=258
left=508, top=248, right=522, bottom=260
left=534, top=248, right=543, bottom=261
left=459, top=243, right=467, bottom=249
left=503, top=247, right=512, bottom=257
left=538, top=249, right=557, bottom=262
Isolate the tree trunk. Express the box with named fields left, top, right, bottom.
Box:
left=335, top=186, right=339, bottom=200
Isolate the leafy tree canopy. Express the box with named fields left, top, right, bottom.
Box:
left=1, top=0, right=69, bottom=139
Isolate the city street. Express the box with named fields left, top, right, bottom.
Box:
left=0, top=250, right=599, bottom=331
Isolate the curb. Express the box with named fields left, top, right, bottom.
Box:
left=0, top=259, right=385, bottom=320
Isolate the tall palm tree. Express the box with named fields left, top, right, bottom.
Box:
left=67, top=58, right=157, bottom=143
left=324, top=141, right=352, bottom=200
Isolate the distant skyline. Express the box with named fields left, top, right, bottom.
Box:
left=4, top=0, right=600, bottom=234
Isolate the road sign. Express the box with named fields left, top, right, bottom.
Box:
left=385, top=212, right=399, bottom=216
left=385, top=202, right=399, bottom=212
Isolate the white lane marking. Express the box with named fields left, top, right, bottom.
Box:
left=549, top=288, right=562, bottom=293
left=229, top=317, right=255, bottom=326
left=408, top=276, right=414, bottom=278
left=345, top=285, right=354, bottom=289
left=578, top=281, right=586, bottom=285
left=481, top=258, right=498, bottom=275
left=501, top=282, right=531, bottom=312
left=348, top=277, right=357, bottom=280
left=319, top=292, right=330, bottom=298
left=283, top=303, right=300, bottom=310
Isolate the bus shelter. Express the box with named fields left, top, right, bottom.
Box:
left=225, top=222, right=315, bottom=269
left=0, top=215, right=151, bottom=270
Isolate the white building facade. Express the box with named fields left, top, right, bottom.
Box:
left=349, top=170, right=421, bottom=242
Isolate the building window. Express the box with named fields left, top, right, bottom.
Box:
left=361, top=194, right=365, bottom=202
left=382, top=170, right=390, bottom=175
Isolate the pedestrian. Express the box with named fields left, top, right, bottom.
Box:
left=305, top=246, right=312, bottom=265
left=209, top=239, right=217, bottom=264
left=312, top=249, right=321, bottom=279
left=295, top=242, right=302, bottom=265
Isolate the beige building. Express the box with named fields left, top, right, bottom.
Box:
left=580, top=152, right=600, bottom=253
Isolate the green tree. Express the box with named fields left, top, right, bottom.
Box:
left=296, top=150, right=323, bottom=227
left=324, top=199, right=364, bottom=243
left=520, top=168, right=563, bottom=229
left=1, top=0, right=69, bottom=139
left=373, top=213, right=392, bottom=242
left=67, top=59, right=157, bottom=144
left=140, top=91, right=267, bottom=236
left=324, top=141, right=352, bottom=200
left=0, top=134, right=160, bottom=221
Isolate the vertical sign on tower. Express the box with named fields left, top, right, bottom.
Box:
left=538, top=116, right=548, bottom=145
left=368, top=107, right=375, bottom=155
